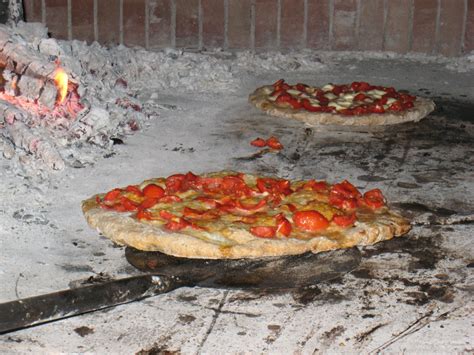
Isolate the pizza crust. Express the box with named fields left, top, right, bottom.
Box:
left=249, top=85, right=435, bottom=126
left=82, top=197, right=410, bottom=259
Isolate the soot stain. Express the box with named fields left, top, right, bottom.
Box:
left=291, top=286, right=347, bottom=305
left=390, top=202, right=457, bottom=220
left=60, top=264, right=94, bottom=273
left=178, top=314, right=196, bottom=324
left=362, top=234, right=445, bottom=271
left=136, top=345, right=180, bottom=355
left=74, top=326, right=94, bottom=337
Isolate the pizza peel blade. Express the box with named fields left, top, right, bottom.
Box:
left=0, top=247, right=360, bottom=334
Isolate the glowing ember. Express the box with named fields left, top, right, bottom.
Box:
left=54, top=68, right=68, bottom=104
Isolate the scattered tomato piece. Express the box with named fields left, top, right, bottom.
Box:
left=332, top=213, right=357, bottom=227
left=103, top=188, right=122, bottom=202
left=363, top=189, right=386, bottom=209
left=251, top=137, right=267, bottom=147
left=143, top=184, right=165, bottom=199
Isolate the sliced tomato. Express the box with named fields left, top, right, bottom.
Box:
left=182, top=207, right=219, bottom=220
left=331, top=180, right=361, bottom=199
left=332, top=213, right=357, bottom=227
left=403, top=101, right=414, bottom=109
left=165, top=174, right=186, bottom=193
left=295, top=83, right=308, bottom=91
left=159, top=210, right=176, bottom=220
left=165, top=218, right=190, bottom=231
left=139, top=197, right=159, bottom=209
left=329, top=193, right=358, bottom=210
left=363, top=189, right=386, bottom=209
left=369, top=104, right=385, bottom=113
left=157, top=195, right=182, bottom=203
left=288, top=97, right=303, bottom=109
left=120, top=196, right=139, bottom=211
left=222, top=175, right=252, bottom=197
left=136, top=209, right=153, bottom=220
left=194, top=196, right=218, bottom=208
left=250, top=226, right=276, bottom=238
left=388, top=101, right=403, bottom=111
left=276, top=214, right=292, bottom=237
left=283, top=203, right=297, bottom=213
left=293, top=210, right=329, bottom=232
left=301, top=99, right=323, bottom=112
left=143, top=184, right=165, bottom=199
left=302, top=179, right=329, bottom=192
left=103, top=188, right=122, bottom=202
left=275, top=93, right=292, bottom=104
left=251, top=137, right=267, bottom=147
left=125, top=185, right=143, bottom=196
left=352, top=106, right=369, bottom=115
left=351, top=82, right=372, bottom=92
left=354, top=93, right=367, bottom=101
left=236, top=199, right=267, bottom=211
left=256, top=178, right=291, bottom=195
left=266, top=136, right=283, bottom=150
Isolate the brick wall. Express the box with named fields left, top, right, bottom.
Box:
left=23, top=0, right=474, bottom=57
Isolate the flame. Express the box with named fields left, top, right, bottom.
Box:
left=54, top=68, right=68, bottom=104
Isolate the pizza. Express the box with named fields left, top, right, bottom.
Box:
left=249, top=79, right=435, bottom=126
left=82, top=171, right=410, bottom=259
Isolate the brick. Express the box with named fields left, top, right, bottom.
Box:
left=358, top=0, right=384, bottom=51
left=123, top=0, right=146, bottom=47
left=384, top=0, right=411, bottom=53
left=280, top=0, right=305, bottom=49
left=24, top=0, right=42, bottom=22
left=176, top=0, right=199, bottom=48
left=466, top=0, right=474, bottom=53
left=45, top=0, right=68, bottom=40
left=148, top=0, right=172, bottom=49
left=437, top=0, right=464, bottom=56
left=412, top=0, right=437, bottom=53
left=254, top=0, right=277, bottom=49
left=307, top=0, right=330, bottom=49
left=202, top=0, right=225, bottom=48
left=97, top=0, right=120, bottom=45
left=227, top=0, right=252, bottom=49
left=71, top=0, right=94, bottom=43
left=332, top=0, right=357, bottom=50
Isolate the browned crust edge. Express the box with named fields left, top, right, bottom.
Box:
left=82, top=196, right=410, bottom=259
left=249, top=85, right=436, bottom=126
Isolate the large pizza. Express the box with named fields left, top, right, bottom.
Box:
left=249, top=79, right=435, bottom=126
left=82, top=171, right=410, bottom=259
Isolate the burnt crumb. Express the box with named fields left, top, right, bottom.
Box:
left=362, top=314, right=376, bottom=319
left=136, top=345, right=180, bottom=355
left=267, top=324, right=281, bottom=331
left=292, top=286, right=347, bottom=305
left=322, top=325, right=345, bottom=341
left=5, top=336, right=23, bottom=343
left=60, top=264, right=94, bottom=273
left=357, top=175, right=388, bottom=182
left=103, top=152, right=116, bottom=159
left=69, top=272, right=113, bottom=288
left=467, top=262, right=474, bottom=268
left=111, top=137, right=124, bottom=145
left=178, top=314, right=196, bottom=324
left=237, top=331, right=246, bottom=336
left=396, top=182, right=421, bottom=189
left=404, top=291, right=430, bottom=306
left=291, top=286, right=322, bottom=304
left=74, top=326, right=94, bottom=337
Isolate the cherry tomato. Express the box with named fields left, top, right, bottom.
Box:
left=120, top=196, right=139, bottom=211
left=250, top=226, right=276, bottom=238
left=136, top=210, right=153, bottom=220
left=139, top=197, right=159, bottom=209
left=125, top=185, right=143, bottom=196
left=143, top=184, right=165, bottom=199
left=293, top=210, right=329, bottom=232
left=165, top=218, right=190, bottom=231
left=103, top=188, right=122, bottom=202
left=329, top=194, right=358, bottom=210
left=331, top=180, right=361, bottom=199
left=363, top=189, right=386, bottom=209
left=165, top=174, right=186, bottom=193
left=251, top=137, right=267, bottom=147
left=276, top=214, right=292, bottom=237
left=332, top=213, right=357, bottom=227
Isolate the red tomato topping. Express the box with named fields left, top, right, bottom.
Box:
left=103, top=188, right=122, bottom=202
left=332, top=213, right=357, bottom=227
left=302, top=180, right=328, bottom=192
left=351, top=82, right=372, bottom=91
left=165, top=218, right=190, bottom=231
left=276, top=214, right=292, bottom=237
left=251, top=137, right=267, bottom=147
left=194, top=196, right=218, bottom=208
left=120, top=196, right=139, bottom=211
left=388, top=101, right=403, bottom=111
left=331, top=180, right=361, bottom=199
left=293, top=210, right=329, bottom=232
left=369, top=104, right=385, bottom=113
left=136, top=210, right=153, bottom=220
left=157, top=195, right=182, bottom=203
left=329, top=194, right=358, bottom=210
left=354, top=93, right=367, bottom=101
left=139, top=197, right=159, bottom=209
left=266, top=136, right=283, bottom=150
left=159, top=210, right=176, bottom=220
left=256, top=178, right=292, bottom=196
left=143, top=184, right=165, bottom=199
left=236, top=199, right=267, bottom=211
left=165, top=174, right=186, bottom=193
left=125, top=185, right=143, bottom=196
left=302, top=99, right=323, bottom=112
left=250, top=226, right=276, bottom=238
left=363, top=189, right=386, bottom=209
left=182, top=207, right=219, bottom=220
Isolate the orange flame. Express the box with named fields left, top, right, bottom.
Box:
left=54, top=68, right=68, bottom=104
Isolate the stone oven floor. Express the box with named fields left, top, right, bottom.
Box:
left=0, top=57, right=473, bottom=353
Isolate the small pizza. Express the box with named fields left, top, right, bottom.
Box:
left=249, top=79, right=435, bottom=126
left=82, top=171, right=410, bottom=259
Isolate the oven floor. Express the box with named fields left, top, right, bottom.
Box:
left=0, top=56, right=473, bottom=353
